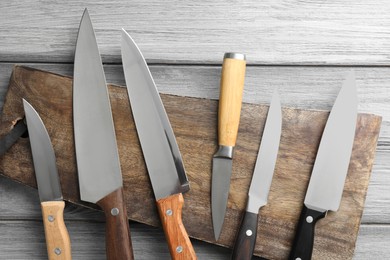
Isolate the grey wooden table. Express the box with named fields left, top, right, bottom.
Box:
left=0, top=1, right=389, bottom=259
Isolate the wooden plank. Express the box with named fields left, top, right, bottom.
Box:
left=0, top=63, right=388, bottom=224
left=0, top=220, right=231, bottom=259
left=1, top=63, right=389, bottom=122
left=354, top=225, right=390, bottom=259
left=1, top=1, right=390, bottom=65
left=0, top=66, right=381, bottom=259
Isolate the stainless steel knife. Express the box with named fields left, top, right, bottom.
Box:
left=231, top=90, right=282, bottom=260
left=73, top=9, right=133, bottom=260
left=23, top=99, right=72, bottom=260
left=212, top=53, right=246, bottom=241
left=288, top=72, right=358, bottom=260
left=121, top=29, right=196, bottom=260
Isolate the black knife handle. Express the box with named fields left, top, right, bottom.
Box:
left=231, top=211, right=259, bottom=260
left=288, top=205, right=326, bottom=260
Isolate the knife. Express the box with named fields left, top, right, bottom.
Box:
left=212, top=53, right=246, bottom=241
left=288, top=72, right=358, bottom=260
left=121, top=29, right=196, bottom=260
left=231, top=90, right=282, bottom=260
left=73, top=9, right=133, bottom=260
left=23, top=99, right=72, bottom=260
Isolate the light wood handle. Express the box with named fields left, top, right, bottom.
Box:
left=156, top=193, right=197, bottom=260
left=41, top=201, right=72, bottom=260
left=218, top=53, right=246, bottom=146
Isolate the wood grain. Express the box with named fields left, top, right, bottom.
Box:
left=96, top=188, right=134, bottom=260
left=0, top=66, right=382, bottom=259
left=41, top=201, right=71, bottom=260
left=156, top=193, right=197, bottom=260
left=1, top=1, right=390, bottom=65
left=218, top=56, right=246, bottom=146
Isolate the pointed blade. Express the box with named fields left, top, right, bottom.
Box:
left=23, top=99, right=62, bottom=202
left=211, top=156, right=232, bottom=240
left=246, top=90, right=282, bottom=213
left=121, top=29, right=189, bottom=200
left=305, top=72, right=358, bottom=212
left=73, top=9, right=122, bottom=203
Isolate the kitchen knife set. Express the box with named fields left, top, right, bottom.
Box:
left=21, top=8, right=358, bottom=260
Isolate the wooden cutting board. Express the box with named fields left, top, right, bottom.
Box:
left=0, top=66, right=381, bottom=259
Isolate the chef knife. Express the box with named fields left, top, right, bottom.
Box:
left=121, top=29, right=196, bottom=260
left=73, top=9, right=133, bottom=260
left=231, top=90, right=282, bottom=260
left=212, top=53, right=246, bottom=241
left=23, top=99, right=71, bottom=260
left=289, top=72, right=357, bottom=260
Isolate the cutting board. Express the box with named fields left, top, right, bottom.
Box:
left=0, top=66, right=381, bottom=259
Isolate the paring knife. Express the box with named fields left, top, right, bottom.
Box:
left=231, top=90, right=282, bottom=260
left=121, top=29, right=196, bottom=260
left=23, top=99, right=71, bottom=260
left=288, top=72, right=358, bottom=260
left=73, top=9, right=133, bottom=260
left=212, top=53, right=246, bottom=241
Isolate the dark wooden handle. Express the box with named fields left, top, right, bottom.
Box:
left=288, top=205, right=327, bottom=260
left=97, top=187, right=134, bottom=260
left=231, top=211, right=258, bottom=260
left=156, top=193, right=197, bottom=260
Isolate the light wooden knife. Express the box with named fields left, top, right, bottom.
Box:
left=23, top=99, right=71, bottom=260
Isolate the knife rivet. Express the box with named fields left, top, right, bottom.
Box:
left=48, top=215, right=54, bottom=222
left=306, top=216, right=313, bottom=223
left=54, top=248, right=61, bottom=255
left=111, top=208, right=119, bottom=216
left=166, top=209, right=173, bottom=216
left=176, top=246, right=183, bottom=253
left=246, top=229, right=253, bottom=236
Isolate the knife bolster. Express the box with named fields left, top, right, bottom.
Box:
left=214, top=145, right=234, bottom=159
left=41, top=201, right=72, bottom=260
left=96, top=187, right=134, bottom=260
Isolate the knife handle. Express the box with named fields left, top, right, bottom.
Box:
left=156, top=193, right=197, bottom=260
left=288, top=205, right=327, bottom=260
left=218, top=53, right=246, bottom=147
left=41, top=201, right=72, bottom=260
left=97, top=187, right=134, bottom=260
left=231, top=211, right=258, bottom=260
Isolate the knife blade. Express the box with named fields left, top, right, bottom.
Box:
left=289, top=72, right=358, bottom=260
left=212, top=53, right=246, bottom=241
left=73, top=9, right=133, bottom=260
left=23, top=99, right=72, bottom=260
left=121, top=29, right=196, bottom=260
left=231, top=90, right=282, bottom=260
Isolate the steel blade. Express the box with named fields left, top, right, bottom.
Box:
left=23, top=99, right=62, bottom=202
left=305, top=72, right=358, bottom=212
left=73, top=9, right=122, bottom=203
left=246, top=90, right=282, bottom=213
left=121, top=29, right=189, bottom=200
left=211, top=157, right=232, bottom=240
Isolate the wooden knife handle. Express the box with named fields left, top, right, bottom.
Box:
left=41, top=201, right=71, bottom=260
left=231, top=211, right=258, bottom=260
left=97, top=187, right=134, bottom=260
left=156, top=193, right=197, bottom=260
left=288, top=205, right=327, bottom=260
left=218, top=53, right=246, bottom=147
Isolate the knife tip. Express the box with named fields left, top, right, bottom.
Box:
left=82, top=8, right=89, bottom=17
